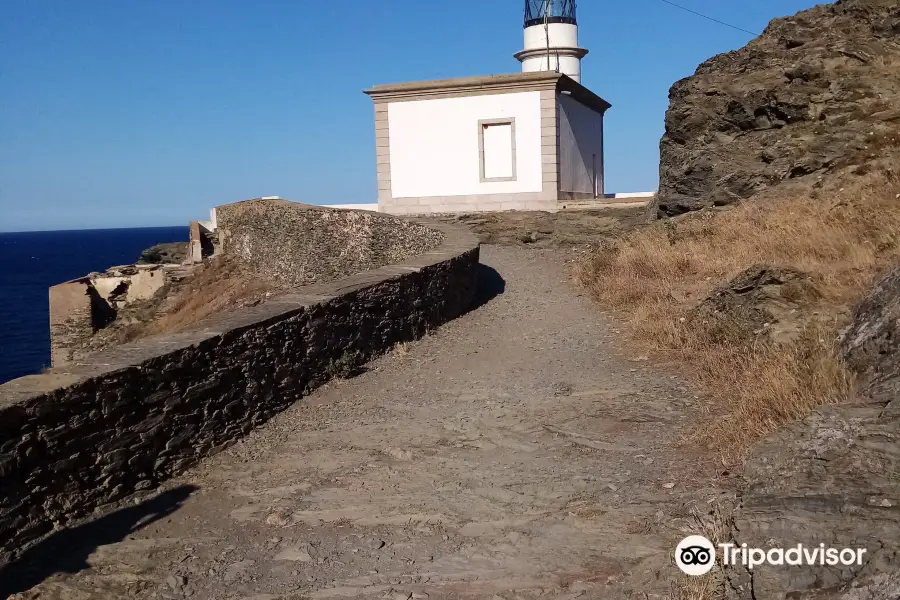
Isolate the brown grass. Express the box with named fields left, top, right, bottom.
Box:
left=668, top=503, right=734, bottom=600
left=119, top=257, right=274, bottom=342
left=576, top=167, right=900, bottom=462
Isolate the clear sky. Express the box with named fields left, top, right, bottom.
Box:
left=0, top=0, right=824, bottom=232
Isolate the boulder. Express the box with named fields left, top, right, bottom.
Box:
left=727, top=400, right=900, bottom=599
left=656, top=0, right=900, bottom=218
left=687, top=265, right=819, bottom=343
left=138, top=242, right=188, bottom=265
left=840, top=263, right=900, bottom=400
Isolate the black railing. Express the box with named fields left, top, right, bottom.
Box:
left=524, top=0, right=576, bottom=27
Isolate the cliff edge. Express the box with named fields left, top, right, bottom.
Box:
left=655, top=0, right=900, bottom=217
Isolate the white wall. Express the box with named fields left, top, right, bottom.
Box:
left=520, top=24, right=582, bottom=82
left=520, top=55, right=582, bottom=82
left=387, top=92, right=543, bottom=198
left=322, top=203, right=379, bottom=212
left=523, top=23, right=578, bottom=51
left=558, top=94, right=604, bottom=196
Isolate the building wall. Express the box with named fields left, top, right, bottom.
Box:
left=49, top=280, right=95, bottom=367
left=558, top=94, right=605, bottom=198
left=321, top=203, right=379, bottom=212
left=520, top=55, right=582, bottom=81
left=385, top=91, right=547, bottom=211
left=520, top=23, right=582, bottom=82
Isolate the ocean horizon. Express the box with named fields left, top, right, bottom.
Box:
left=0, top=224, right=186, bottom=234
left=0, top=226, right=188, bottom=384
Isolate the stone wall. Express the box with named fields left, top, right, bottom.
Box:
left=0, top=218, right=478, bottom=565
left=215, top=200, right=445, bottom=287
left=48, top=279, right=102, bottom=367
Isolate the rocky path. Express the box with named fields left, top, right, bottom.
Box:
left=7, top=246, right=729, bottom=600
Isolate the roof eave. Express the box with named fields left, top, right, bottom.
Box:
left=557, top=75, right=612, bottom=114
left=363, top=72, right=565, bottom=102
left=362, top=71, right=611, bottom=115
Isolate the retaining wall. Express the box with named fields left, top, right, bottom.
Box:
left=216, top=199, right=444, bottom=287
left=0, top=218, right=479, bottom=564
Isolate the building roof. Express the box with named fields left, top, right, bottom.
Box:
left=364, top=72, right=611, bottom=115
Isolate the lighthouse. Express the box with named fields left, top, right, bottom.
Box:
left=364, top=0, right=610, bottom=215
left=514, top=0, right=588, bottom=83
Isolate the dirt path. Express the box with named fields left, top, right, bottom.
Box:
left=8, top=246, right=729, bottom=600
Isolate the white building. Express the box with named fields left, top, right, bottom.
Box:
left=364, top=0, right=611, bottom=215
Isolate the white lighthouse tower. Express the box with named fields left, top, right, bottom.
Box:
left=365, top=0, right=613, bottom=216
left=514, top=0, right=588, bottom=83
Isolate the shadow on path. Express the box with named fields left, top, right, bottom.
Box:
left=0, top=485, right=197, bottom=598
left=472, top=263, right=506, bottom=310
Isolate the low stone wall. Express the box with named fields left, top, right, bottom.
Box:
left=0, top=218, right=478, bottom=565
left=216, top=199, right=445, bottom=287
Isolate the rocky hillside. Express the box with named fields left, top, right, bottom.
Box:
left=655, top=0, right=900, bottom=217
left=728, top=264, right=900, bottom=599
left=643, top=3, right=900, bottom=596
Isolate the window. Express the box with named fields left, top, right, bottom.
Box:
left=478, top=118, right=517, bottom=182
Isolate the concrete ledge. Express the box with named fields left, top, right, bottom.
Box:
left=381, top=191, right=559, bottom=215
left=0, top=219, right=479, bottom=564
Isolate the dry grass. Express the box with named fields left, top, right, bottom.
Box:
left=577, top=167, right=900, bottom=461
left=119, top=257, right=274, bottom=342
left=669, top=502, right=734, bottom=600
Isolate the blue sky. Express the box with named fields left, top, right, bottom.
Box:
left=0, top=0, right=823, bottom=231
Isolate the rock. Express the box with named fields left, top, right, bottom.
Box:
left=384, top=447, right=413, bottom=461
left=265, top=510, right=294, bottom=527
left=840, top=573, right=900, bottom=600
left=274, top=547, right=313, bottom=562
left=223, top=559, right=255, bottom=582
left=840, top=262, right=900, bottom=395
left=729, top=400, right=900, bottom=599
left=551, top=381, right=573, bottom=396
left=369, top=538, right=386, bottom=550
left=138, top=242, right=188, bottom=265
left=655, top=0, right=900, bottom=217
left=687, top=265, right=819, bottom=343
left=728, top=260, right=900, bottom=599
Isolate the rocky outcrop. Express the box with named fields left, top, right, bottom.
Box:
left=687, top=265, right=819, bottom=343
left=728, top=264, right=900, bottom=599
left=656, top=0, right=900, bottom=217
left=138, top=242, right=188, bottom=265
left=841, top=262, right=900, bottom=395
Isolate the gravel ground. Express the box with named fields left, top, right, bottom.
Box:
left=5, top=246, right=731, bottom=600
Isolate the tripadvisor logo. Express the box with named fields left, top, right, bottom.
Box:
left=675, top=535, right=716, bottom=576
left=675, top=535, right=869, bottom=576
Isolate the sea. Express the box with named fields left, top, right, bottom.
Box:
left=0, top=226, right=187, bottom=385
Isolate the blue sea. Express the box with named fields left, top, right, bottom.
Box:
left=0, top=226, right=187, bottom=385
